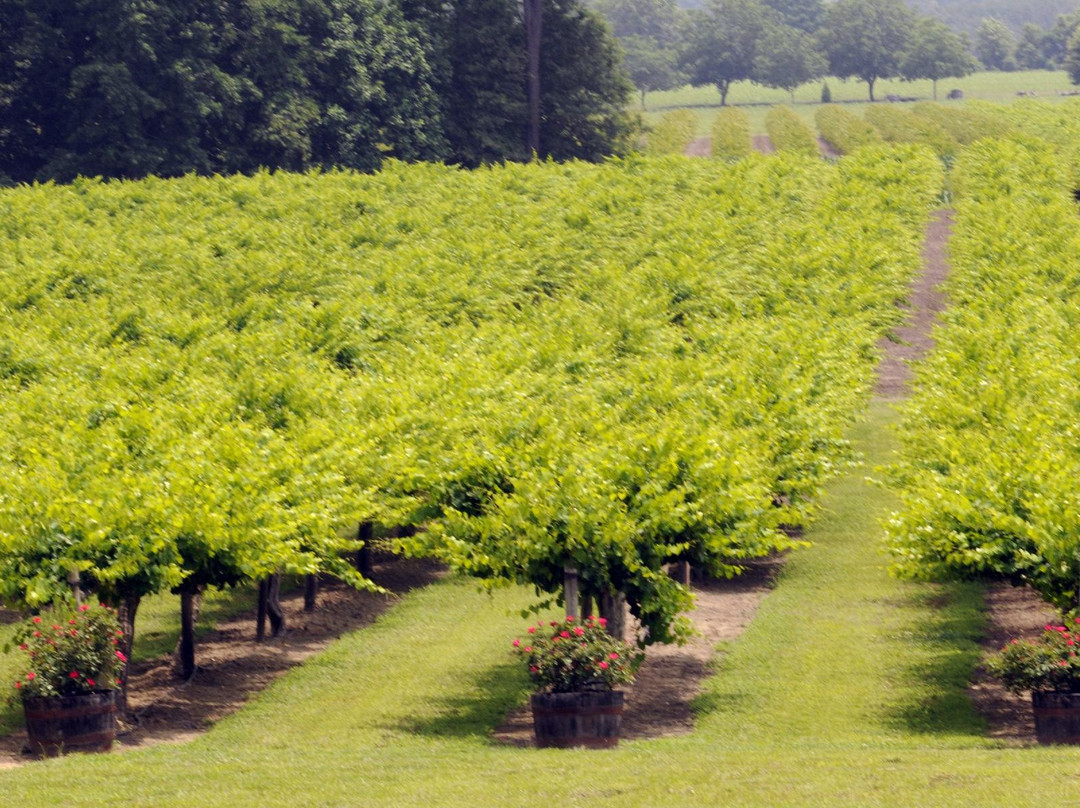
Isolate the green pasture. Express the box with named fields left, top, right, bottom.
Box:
left=642, top=69, right=1075, bottom=135
left=1, top=401, right=1077, bottom=807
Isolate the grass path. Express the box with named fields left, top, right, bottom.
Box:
left=5, top=212, right=1080, bottom=805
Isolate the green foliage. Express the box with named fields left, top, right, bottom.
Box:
left=681, top=0, right=772, bottom=106
left=1067, top=26, right=1080, bottom=85
left=620, top=35, right=684, bottom=107
left=815, top=105, right=883, bottom=154
left=888, top=138, right=1080, bottom=614
left=765, top=105, right=819, bottom=156
left=819, top=0, right=915, bottom=101
left=910, top=101, right=1014, bottom=144
left=512, top=615, right=641, bottom=692
left=538, top=0, right=638, bottom=160
left=754, top=21, right=827, bottom=98
left=7, top=603, right=124, bottom=699
left=974, top=17, right=1018, bottom=71
left=710, top=106, right=753, bottom=159
left=901, top=16, right=979, bottom=99
left=988, top=623, right=1080, bottom=695
left=864, top=105, right=958, bottom=157
left=644, top=108, right=698, bottom=155
left=821, top=81, right=832, bottom=103
left=762, top=0, right=824, bottom=32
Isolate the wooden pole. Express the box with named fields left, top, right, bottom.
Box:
left=563, top=565, right=579, bottom=619
left=356, top=521, right=374, bottom=578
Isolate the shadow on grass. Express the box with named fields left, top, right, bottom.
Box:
left=391, top=660, right=531, bottom=740
left=883, top=581, right=989, bottom=737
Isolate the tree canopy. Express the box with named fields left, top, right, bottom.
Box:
left=819, top=0, right=915, bottom=101
left=902, top=17, right=978, bottom=99
left=0, top=0, right=636, bottom=182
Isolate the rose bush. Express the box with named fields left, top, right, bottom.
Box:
left=6, top=602, right=126, bottom=700
left=988, top=621, right=1080, bottom=694
left=512, top=616, right=642, bottom=693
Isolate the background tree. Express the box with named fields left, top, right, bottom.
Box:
left=592, top=0, right=684, bottom=108
left=974, top=17, right=1017, bottom=70
left=901, top=17, right=977, bottom=100
left=591, top=0, right=681, bottom=42
left=621, top=36, right=683, bottom=108
left=762, top=0, right=825, bottom=33
left=1066, top=26, right=1080, bottom=84
left=540, top=0, right=637, bottom=160
left=438, top=0, right=528, bottom=165
left=754, top=21, right=827, bottom=102
left=681, top=0, right=773, bottom=107
left=818, top=0, right=915, bottom=102
left=1043, top=11, right=1080, bottom=68
left=1014, top=23, right=1051, bottom=70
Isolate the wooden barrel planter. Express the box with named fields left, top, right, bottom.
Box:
left=530, top=690, right=625, bottom=748
left=23, top=691, right=118, bottom=757
left=1032, top=691, right=1080, bottom=745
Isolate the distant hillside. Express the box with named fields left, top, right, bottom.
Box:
left=906, top=0, right=1080, bottom=34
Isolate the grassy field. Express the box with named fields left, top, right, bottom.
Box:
left=642, top=69, right=1075, bottom=135
left=1, top=402, right=1077, bottom=807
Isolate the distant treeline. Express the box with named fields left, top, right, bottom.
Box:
left=0, top=0, right=635, bottom=184
left=592, top=0, right=1080, bottom=105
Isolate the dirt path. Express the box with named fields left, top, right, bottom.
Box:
left=818, top=136, right=841, bottom=159
left=874, top=209, right=952, bottom=397
left=752, top=134, right=775, bottom=155
left=684, top=136, right=711, bottom=158
left=870, top=208, right=1049, bottom=742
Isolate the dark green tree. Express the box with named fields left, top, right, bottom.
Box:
left=540, top=0, right=637, bottom=160
left=1045, top=12, right=1080, bottom=68
left=592, top=0, right=682, bottom=43
left=439, top=0, right=529, bottom=166
left=754, top=21, right=827, bottom=101
left=621, top=36, right=683, bottom=108
left=682, top=0, right=773, bottom=107
left=1015, top=23, right=1051, bottom=70
left=762, top=0, right=824, bottom=33
left=974, top=17, right=1017, bottom=71
left=819, top=0, right=914, bottom=102
left=901, top=17, right=977, bottom=100
left=1066, top=26, right=1080, bottom=84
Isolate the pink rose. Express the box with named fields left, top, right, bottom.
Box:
left=598, top=661, right=609, bottom=669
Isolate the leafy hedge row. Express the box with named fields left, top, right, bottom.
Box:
left=888, top=138, right=1080, bottom=614
left=644, top=109, right=699, bottom=156
left=909, top=102, right=1014, bottom=146
left=765, top=106, right=818, bottom=157
left=814, top=105, right=882, bottom=155
left=710, top=108, right=752, bottom=161
left=864, top=105, right=957, bottom=158
left=0, top=150, right=941, bottom=648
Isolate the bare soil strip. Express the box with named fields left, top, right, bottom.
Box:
left=684, top=136, right=711, bottom=158
left=872, top=208, right=1048, bottom=742
left=874, top=209, right=952, bottom=397
left=751, top=134, right=775, bottom=155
